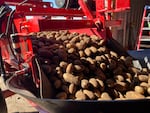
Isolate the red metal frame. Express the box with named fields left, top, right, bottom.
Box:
left=0, top=0, right=131, bottom=91
left=7, top=0, right=130, bottom=34
left=0, top=0, right=131, bottom=112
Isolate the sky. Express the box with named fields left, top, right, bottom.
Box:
left=43, top=0, right=55, bottom=2
left=43, top=0, right=57, bottom=8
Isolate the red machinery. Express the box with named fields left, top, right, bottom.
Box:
left=1, top=0, right=130, bottom=33
left=0, top=0, right=135, bottom=113
left=0, top=0, right=130, bottom=82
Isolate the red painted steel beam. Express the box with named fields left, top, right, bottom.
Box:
left=39, top=20, right=95, bottom=31
left=78, top=0, right=94, bottom=20
left=16, top=6, right=84, bottom=17
left=116, top=0, right=130, bottom=9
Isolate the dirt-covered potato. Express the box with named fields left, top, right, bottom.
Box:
left=125, top=91, right=145, bottom=99
left=99, top=92, right=112, bottom=100
left=69, top=83, right=77, bottom=94
left=56, top=92, right=67, bottom=99
left=81, top=79, right=89, bottom=89
left=134, top=86, right=145, bottom=95
left=63, top=73, right=79, bottom=85
left=75, top=90, right=87, bottom=100
left=54, top=79, right=62, bottom=89
left=31, top=30, right=150, bottom=100
left=83, top=89, right=95, bottom=99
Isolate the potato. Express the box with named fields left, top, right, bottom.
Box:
left=90, top=35, right=99, bottom=41
left=95, top=55, right=107, bottom=62
left=97, top=46, right=107, bottom=53
left=76, top=42, right=85, bottom=50
left=126, top=78, right=132, bottom=83
left=74, top=65, right=84, bottom=73
left=94, top=69, right=106, bottom=81
left=69, top=84, right=77, bottom=94
left=147, top=87, right=150, bottom=95
left=84, top=48, right=91, bottom=56
left=114, top=75, right=124, bottom=82
left=79, top=50, right=85, bottom=57
left=99, top=63, right=106, bottom=71
left=70, top=36, right=79, bottom=44
left=63, top=73, right=79, bottom=85
left=83, top=89, right=95, bottom=100
left=54, top=79, right=62, bottom=89
left=134, top=86, right=145, bottom=95
left=115, top=81, right=129, bottom=92
left=148, top=78, right=150, bottom=85
left=124, top=73, right=132, bottom=80
left=86, top=57, right=95, bottom=64
left=110, top=51, right=118, bottom=59
left=104, top=53, right=111, bottom=59
left=138, top=75, right=149, bottom=82
left=83, top=37, right=90, bottom=44
left=128, top=67, right=141, bottom=74
left=89, top=78, right=98, bottom=88
left=59, top=61, right=68, bottom=71
left=98, top=39, right=105, bottom=46
left=119, top=56, right=126, bottom=61
left=96, top=79, right=105, bottom=91
left=140, top=82, right=149, bottom=90
left=62, top=35, right=69, bottom=41
left=106, top=79, right=115, bottom=88
left=125, top=91, right=145, bottom=99
left=75, top=90, right=87, bottom=100
left=94, top=89, right=101, bottom=98
left=118, top=91, right=125, bottom=98
left=66, top=43, right=74, bottom=49
left=89, top=46, right=97, bottom=53
left=81, top=79, right=89, bottom=89
left=32, top=30, right=150, bottom=100
left=66, top=63, right=74, bottom=73
left=100, top=92, right=112, bottom=100
left=68, top=48, right=76, bottom=54
left=56, top=92, right=67, bottom=99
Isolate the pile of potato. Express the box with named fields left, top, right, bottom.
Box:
left=30, top=30, right=150, bottom=100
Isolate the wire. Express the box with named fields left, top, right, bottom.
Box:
left=0, top=5, right=6, bottom=18
left=65, top=0, right=70, bottom=9
left=34, top=57, right=43, bottom=98
left=4, top=0, right=29, bottom=64
left=18, top=0, right=28, bottom=6
left=5, top=10, right=15, bottom=36
left=0, top=5, right=11, bottom=27
left=0, top=5, right=18, bottom=66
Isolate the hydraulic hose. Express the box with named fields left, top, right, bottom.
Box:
left=0, top=47, right=6, bottom=81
